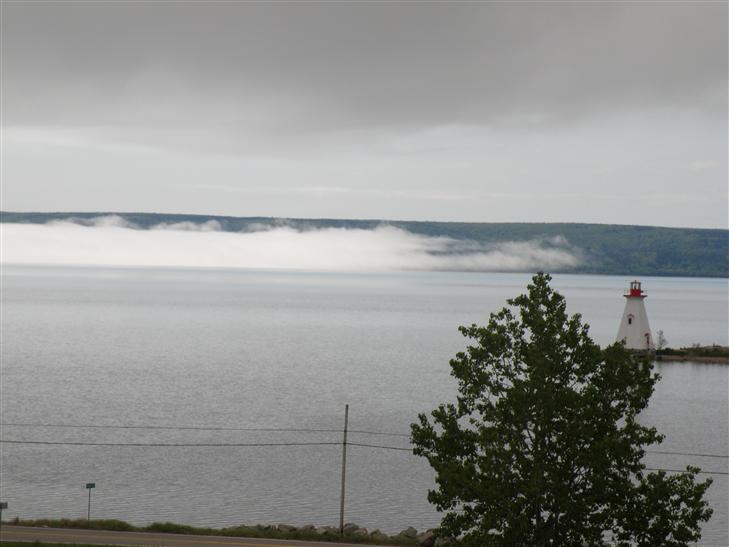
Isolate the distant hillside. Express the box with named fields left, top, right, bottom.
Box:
left=2, top=211, right=727, bottom=278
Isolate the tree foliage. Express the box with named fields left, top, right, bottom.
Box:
left=411, top=273, right=713, bottom=546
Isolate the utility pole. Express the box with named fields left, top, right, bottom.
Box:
left=339, top=404, right=349, bottom=534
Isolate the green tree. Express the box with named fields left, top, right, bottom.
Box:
left=411, top=273, right=712, bottom=547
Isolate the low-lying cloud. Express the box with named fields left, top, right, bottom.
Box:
left=1, top=217, right=581, bottom=272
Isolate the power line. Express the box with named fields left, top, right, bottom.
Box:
left=348, top=429, right=410, bottom=438
left=0, top=440, right=339, bottom=448
left=349, top=445, right=728, bottom=475
left=346, top=445, right=729, bottom=474
left=346, top=446, right=729, bottom=475
left=0, top=422, right=409, bottom=437
left=349, top=442, right=412, bottom=451
left=2, top=439, right=726, bottom=475
left=0, top=422, right=342, bottom=434
left=646, top=450, right=728, bottom=459
left=0, top=439, right=412, bottom=451
left=644, top=467, right=729, bottom=476
left=2, top=423, right=726, bottom=460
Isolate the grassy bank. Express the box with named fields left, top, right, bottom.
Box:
left=1, top=519, right=422, bottom=546
left=656, top=345, right=729, bottom=364
left=1, top=543, right=111, bottom=547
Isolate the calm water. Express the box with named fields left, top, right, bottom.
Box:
left=1, top=266, right=727, bottom=544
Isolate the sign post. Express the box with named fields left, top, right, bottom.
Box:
left=85, top=483, right=95, bottom=521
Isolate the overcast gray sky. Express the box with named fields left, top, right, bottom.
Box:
left=2, top=1, right=727, bottom=228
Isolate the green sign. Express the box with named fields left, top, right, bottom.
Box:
left=85, top=483, right=95, bottom=489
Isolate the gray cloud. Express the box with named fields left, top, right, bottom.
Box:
left=2, top=2, right=726, bottom=229
left=3, top=2, right=726, bottom=131
left=0, top=218, right=581, bottom=272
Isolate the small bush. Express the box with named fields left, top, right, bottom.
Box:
left=146, top=521, right=201, bottom=534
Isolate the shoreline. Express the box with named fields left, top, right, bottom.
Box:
left=0, top=519, right=437, bottom=547
left=653, top=346, right=729, bottom=365
left=654, top=355, right=729, bottom=364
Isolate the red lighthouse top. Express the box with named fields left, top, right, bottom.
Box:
left=625, top=280, right=647, bottom=298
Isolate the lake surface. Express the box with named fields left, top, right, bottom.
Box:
left=1, top=266, right=727, bottom=544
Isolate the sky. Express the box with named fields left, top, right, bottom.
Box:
left=2, top=1, right=727, bottom=228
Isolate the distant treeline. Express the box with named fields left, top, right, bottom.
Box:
left=2, top=211, right=727, bottom=278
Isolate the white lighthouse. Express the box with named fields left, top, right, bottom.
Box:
left=616, top=280, right=654, bottom=350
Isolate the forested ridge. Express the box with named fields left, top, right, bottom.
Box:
left=2, top=211, right=727, bottom=278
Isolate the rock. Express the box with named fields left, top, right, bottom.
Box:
left=417, top=529, right=436, bottom=546
left=342, top=522, right=360, bottom=535
left=434, top=538, right=453, bottom=547
left=300, top=524, right=316, bottom=532
left=400, top=526, right=418, bottom=538
left=352, top=527, right=369, bottom=537
left=317, top=526, right=338, bottom=535
left=277, top=524, right=297, bottom=533
left=370, top=529, right=389, bottom=542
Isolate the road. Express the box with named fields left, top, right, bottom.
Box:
left=0, top=525, right=393, bottom=546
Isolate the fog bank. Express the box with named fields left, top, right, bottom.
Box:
left=1, top=218, right=580, bottom=272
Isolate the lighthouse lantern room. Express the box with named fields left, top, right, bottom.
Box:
left=616, top=280, right=654, bottom=350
